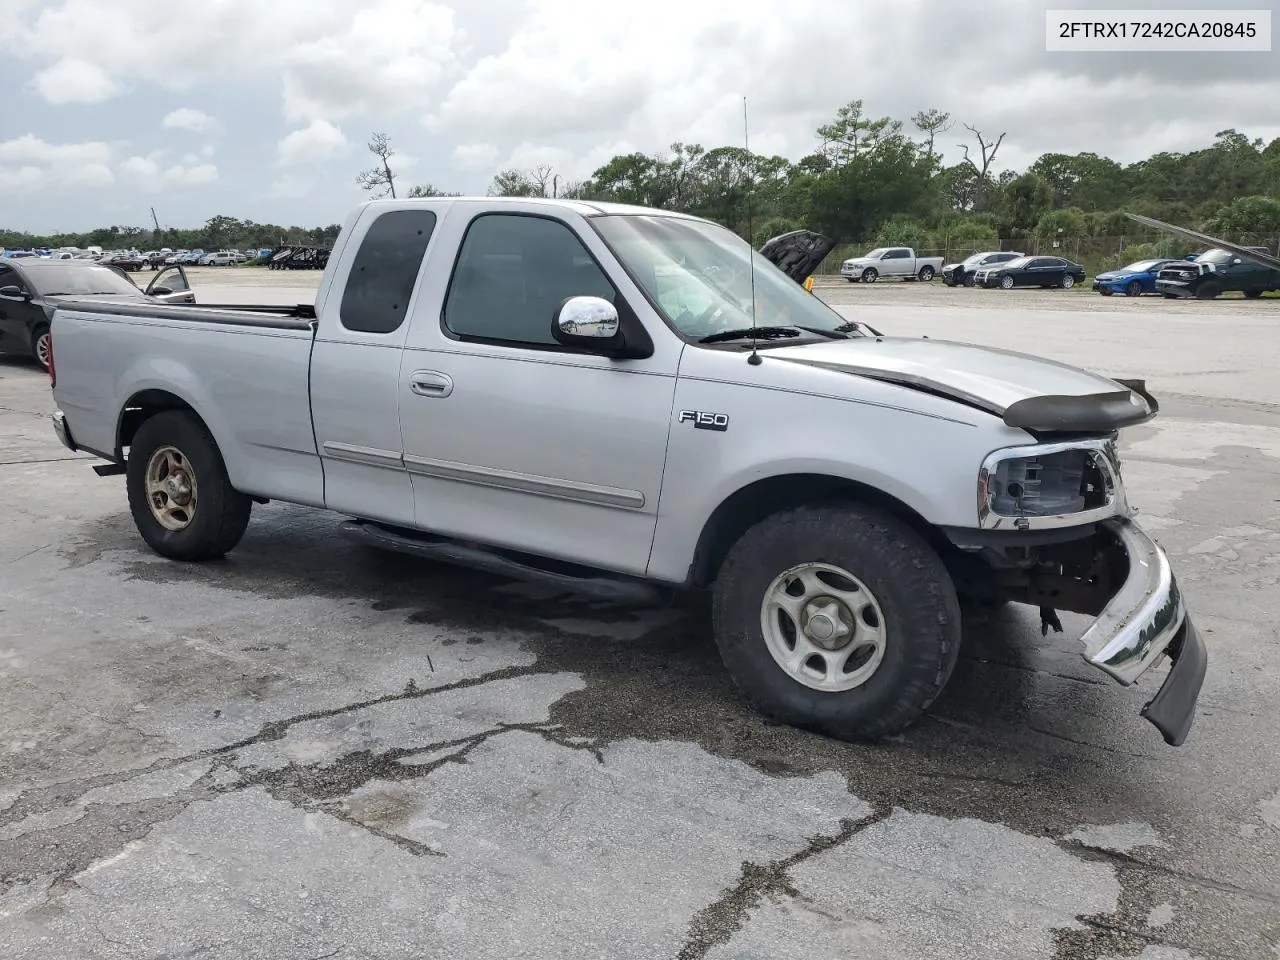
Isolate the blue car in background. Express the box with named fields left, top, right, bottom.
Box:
left=1092, top=257, right=1185, bottom=297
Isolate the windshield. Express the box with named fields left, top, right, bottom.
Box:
left=591, top=214, right=863, bottom=341
left=997, top=257, right=1031, bottom=269
left=1119, top=259, right=1163, bottom=273
left=1196, top=249, right=1234, bottom=265
left=24, top=263, right=142, bottom=297
left=862, top=248, right=889, bottom=259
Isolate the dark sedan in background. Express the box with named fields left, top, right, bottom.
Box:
left=940, top=250, right=1024, bottom=286
left=973, top=255, right=1087, bottom=290
left=0, top=260, right=194, bottom=370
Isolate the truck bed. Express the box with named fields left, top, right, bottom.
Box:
left=50, top=297, right=324, bottom=507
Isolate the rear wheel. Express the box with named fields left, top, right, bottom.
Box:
left=1244, top=289, right=1265, bottom=299
left=917, top=266, right=935, bottom=282
left=31, top=324, right=50, bottom=370
left=126, top=410, right=252, bottom=561
left=710, top=503, right=962, bottom=741
left=1061, top=274, right=1075, bottom=289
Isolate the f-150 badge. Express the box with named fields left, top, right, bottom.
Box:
left=679, top=410, right=729, bottom=432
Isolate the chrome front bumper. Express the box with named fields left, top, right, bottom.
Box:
left=1081, top=518, right=1207, bottom=746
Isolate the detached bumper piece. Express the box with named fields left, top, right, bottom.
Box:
left=1079, top=519, right=1207, bottom=746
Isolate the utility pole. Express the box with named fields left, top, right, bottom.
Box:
left=150, top=207, right=161, bottom=233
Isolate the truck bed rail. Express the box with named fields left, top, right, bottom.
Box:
left=53, top=298, right=316, bottom=331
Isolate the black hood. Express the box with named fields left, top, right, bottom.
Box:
left=758, top=229, right=836, bottom=284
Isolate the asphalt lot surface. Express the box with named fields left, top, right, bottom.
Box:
left=3, top=269, right=1279, bottom=959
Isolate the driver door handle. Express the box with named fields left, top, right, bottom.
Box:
left=409, top=370, right=453, bottom=398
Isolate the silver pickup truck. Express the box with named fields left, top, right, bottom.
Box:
left=47, top=197, right=1207, bottom=746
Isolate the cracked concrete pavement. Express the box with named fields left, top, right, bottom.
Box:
left=1, top=275, right=1279, bottom=958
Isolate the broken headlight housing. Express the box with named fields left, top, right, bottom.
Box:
left=977, top=438, right=1127, bottom=530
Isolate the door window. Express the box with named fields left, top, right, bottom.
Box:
left=442, top=213, right=617, bottom=347
left=340, top=209, right=437, bottom=334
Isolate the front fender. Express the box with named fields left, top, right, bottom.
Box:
left=645, top=353, right=1029, bottom=583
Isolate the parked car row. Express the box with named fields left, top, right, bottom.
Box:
left=937, top=251, right=1088, bottom=290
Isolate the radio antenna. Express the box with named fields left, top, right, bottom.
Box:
left=743, top=95, right=761, bottom=366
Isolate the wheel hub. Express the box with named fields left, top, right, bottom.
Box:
left=165, top=472, right=193, bottom=506
left=802, top=598, right=852, bottom=649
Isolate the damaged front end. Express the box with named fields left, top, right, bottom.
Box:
left=947, top=430, right=1207, bottom=746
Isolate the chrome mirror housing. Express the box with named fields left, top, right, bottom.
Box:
left=555, top=296, right=619, bottom=339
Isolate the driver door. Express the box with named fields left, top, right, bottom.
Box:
left=144, top=265, right=196, bottom=303
left=0, top=265, right=42, bottom=358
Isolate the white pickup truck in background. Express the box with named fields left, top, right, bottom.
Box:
left=46, top=196, right=1207, bottom=747
left=839, top=246, right=944, bottom=283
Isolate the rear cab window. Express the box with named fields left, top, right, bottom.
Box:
left=340, top=209, right=438, bottom=334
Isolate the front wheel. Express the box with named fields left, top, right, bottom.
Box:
left=710, top=503, right=962, bottom=741
left=1125, top=280, right=1143, bottom=297
left=126, top=410, right=252, bottom=561
left=861, top=268, right=878, bottom=283
left=917, top=266, right=935, bottom=282
left=999, top=274, right=1014, bottom=290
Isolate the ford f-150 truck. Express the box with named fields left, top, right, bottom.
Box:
left=838, top=247, right=943, bottom=283
left=47, top=197, right=1207, bottom=746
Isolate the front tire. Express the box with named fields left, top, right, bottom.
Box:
left=861, top=268, right=878, bottom=283
left=126, top=410, right=252, bottom=561
left=999, top=274, right=1014, bottom=289
left=1125, top=280, right=1143, bottom=297
left=710, top=503, right=962, bottom=741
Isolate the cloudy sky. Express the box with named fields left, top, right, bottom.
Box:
left=3, top=0, right=1277, bottom=234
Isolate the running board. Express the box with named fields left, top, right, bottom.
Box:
left=339, top=519, right=669, bottom=605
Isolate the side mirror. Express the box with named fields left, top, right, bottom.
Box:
left=553, top=295, right=620, bottom=346
left=150, top=286, right=173, bottom=296
left=0, top=285, right=27, bottom=301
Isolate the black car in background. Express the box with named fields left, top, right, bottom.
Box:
left=0, top=260, right=194, bottom=370
left=973, top=255, right=1087, bottom=290
left=940, top=250, right=1024, bottom=286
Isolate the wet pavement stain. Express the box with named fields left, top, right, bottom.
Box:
left=21, top=501, right=1280, bottom=958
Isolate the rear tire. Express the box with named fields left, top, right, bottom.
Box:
left=126, top=410, right=252, bottom=561
left=710, top=503, right=962, bottom=741
left=31, top=324, right=50, bottom=370
left=1061, top=275, right=1075, bottom=289
left=1244, top=289, right=1265, bottom=299
left=917, top=266, right=935, bottom=282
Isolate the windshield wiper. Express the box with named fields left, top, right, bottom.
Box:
left=698, top=326, right=805, bottom=344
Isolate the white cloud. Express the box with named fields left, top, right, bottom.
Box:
left=277, top=119, right=348, bottom=166
left=27, top=57, right=118, bottom=103
left=453, top=143, right=499, bottom=171
left=0, top=136, right=119, bottom=192
left=163, top=108, right=220, bottom=133
left=120, top=156, right=160, bottom=179
left=162, top=163, right=218, bottom=186
left=3, top=0, right=465, bottom=123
